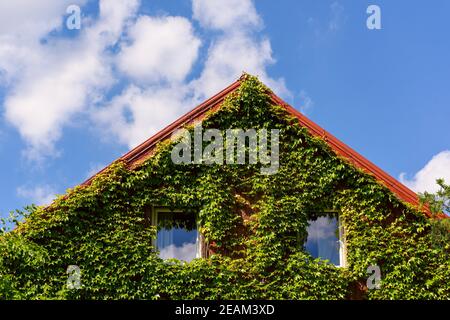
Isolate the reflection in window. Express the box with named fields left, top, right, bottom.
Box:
left=154, top=211, right=198, bottom=262
left=305, top=215, right=343, bottom=266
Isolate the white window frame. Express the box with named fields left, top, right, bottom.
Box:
left=150, top=207, right=202, bottom=260
left=337, top=215, right=347, bottom=268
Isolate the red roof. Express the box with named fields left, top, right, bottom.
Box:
left=83, top=77, right=434, bottom=217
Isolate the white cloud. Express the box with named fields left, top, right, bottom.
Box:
left=94, top=84, right=191, bottom=148
left=306, top=216, right=338, bottom=241
left=0, top=0, right=77, bottom=37
left=17, top=185, right=57, bottom=206
left=191, top=33, right=287, bottom=99
left=96, top=0, right=289, bottom=149
left=191, top=0, right=289, bottom=101
left=400, top=150, right=450, bottom=193
left=159, top=242, right=197, bottom=262
left=192, top=0, right=261, bottom=31
left=94, top=8, right=203, bottom=150
left=118, top=15, right=201, bottom=84
left=0, top=0, right=85, bottom=84
left=1, top=0, right=290, bottom=161
left=4, top=47, right=113, bottom=160
left=95, top=0, right=139, bottom=37
left=2, top=0, right=139, bottom=161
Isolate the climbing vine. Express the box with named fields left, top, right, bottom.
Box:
left=0, top=75, right=448, bottom=300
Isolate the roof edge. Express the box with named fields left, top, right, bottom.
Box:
left=80, top=77, right=437, bottom=218
left=269, top=93, right=435, bottom=218
left=82, top=79, right=242, bottom=186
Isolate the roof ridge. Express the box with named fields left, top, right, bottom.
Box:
left=81, top=78, right=435, bottom=217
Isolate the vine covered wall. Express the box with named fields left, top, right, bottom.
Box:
left=1, top=75, right=449, bottom=300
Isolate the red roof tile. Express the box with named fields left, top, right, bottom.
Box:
left=82, top=77, right=436, bottom=217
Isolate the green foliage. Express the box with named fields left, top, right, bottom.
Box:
left=419, top=178, right=450, bottom=215
left=0, top=75, right=449, bottom=300
left=419, top=179, right=450, bottom=254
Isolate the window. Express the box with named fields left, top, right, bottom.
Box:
left=151, top=208, right=200, bottom=262
left=304, top=214, right=346, bottom=267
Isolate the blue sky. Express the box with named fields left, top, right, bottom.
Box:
left=0, top=0, right=449, bottom=219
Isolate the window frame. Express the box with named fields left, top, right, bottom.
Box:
left=149, top=207, right=205, bottom=261
left=337, top=215, right=347, bottom=268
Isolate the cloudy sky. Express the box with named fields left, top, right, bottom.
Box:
left=0, top=0, right=449, bottom=217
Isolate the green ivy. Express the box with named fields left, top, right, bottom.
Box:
left=0, top=75, right=448, bottom=300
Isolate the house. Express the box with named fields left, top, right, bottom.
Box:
left=2, top=74, right=449, bottom=300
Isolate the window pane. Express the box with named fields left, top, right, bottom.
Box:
left=156, top=212, right=197, bottom=262
left=305, top=216, right=340, bottom=265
